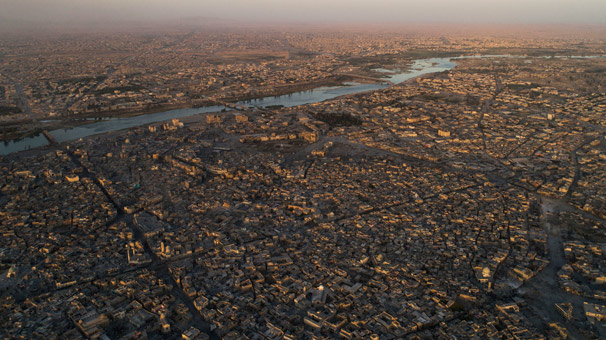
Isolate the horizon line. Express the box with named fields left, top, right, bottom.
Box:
left=2, top=17, right=606, bottom=36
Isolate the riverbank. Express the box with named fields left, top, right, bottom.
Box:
left=0, top=57, right=456, bottom=155
left=0, top=75, right=361, bottom=144
left=11, top=54, right=572, bottom=155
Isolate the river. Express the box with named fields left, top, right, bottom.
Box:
left=1, top=55, right=599, bottom=155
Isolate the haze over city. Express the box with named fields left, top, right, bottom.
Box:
left=3, top=0, right=606, bottom=27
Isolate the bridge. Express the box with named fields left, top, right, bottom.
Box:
left=208, top=100, right=250, bottom=111
left=41, top=130, right=56, bottom=144
left=337, top=72, right=391, bottom=83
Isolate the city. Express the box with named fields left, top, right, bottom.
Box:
left=1, top=12, right=606, bottom=340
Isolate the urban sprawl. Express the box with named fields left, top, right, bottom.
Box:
left=1, top=30, right=606, bottom=339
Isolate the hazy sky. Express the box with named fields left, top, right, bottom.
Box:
left=2, top=0, right=606, bottom=25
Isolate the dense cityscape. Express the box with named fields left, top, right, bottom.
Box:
left=1, top=26, right=606, bottom=340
